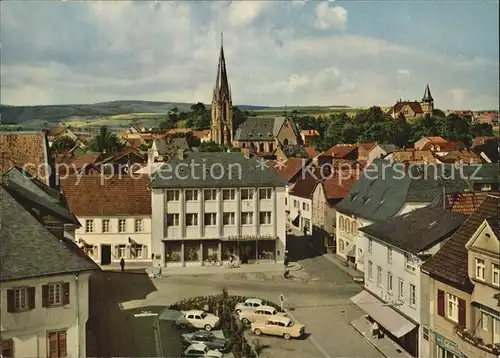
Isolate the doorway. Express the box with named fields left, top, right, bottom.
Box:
left=101, top=245, right=111, bottom=265
left=240, top=242, right=256, bottom=264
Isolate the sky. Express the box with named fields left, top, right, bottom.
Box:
left=1, top=0, right=498, bottom=110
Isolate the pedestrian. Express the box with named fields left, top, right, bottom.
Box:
left=120, top=257, right=125, bottom=273
left=303, top=225, right=308, bottom=236
left=284, top=250, right=289, bottom=268
left=372, top=321, right=379, bottom=339
left=157, top=264, right=163, bottom=278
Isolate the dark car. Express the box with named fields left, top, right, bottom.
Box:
left=181, top=331, right=231, bottom=352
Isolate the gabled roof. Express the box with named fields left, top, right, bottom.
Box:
left=426, top=136, right=448, bottom=144
left=304, top=147, right=320, bottom=158
left=360, top=207, right=466, bottom=254
left=234, top=117, right=276, bottom=141
left=322, top=172, right=358, bottom=200
left=267, top=158, right=308, bottom=183
left=60, top=174, right=152, bottom=216
left=300, top=129, right=320, bottom=136
left=290, top=168, right=319, bottom=199
left=319, top=144, right=357, bottom=158
left=422, top=194, right=500, bottom=291
left=445, top=191, right=499, bottom=215
left=390, top=101, right=423, bottom=115
left=439, top=150, right=482, bottom=164
left=48, top=126, right=68, bottom=137
left=439, top=141, right=460, bottom=152
left=471, top=136, right=497, bottom=148
left=1, top=186, right=99, bottom=282
left=378, top=144, right=398, bottom=153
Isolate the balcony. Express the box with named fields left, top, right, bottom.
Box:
left=455, top=325, right=500, bottom=356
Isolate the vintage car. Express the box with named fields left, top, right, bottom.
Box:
left=181, top=331, right=231, bottom=352
left=251, top=316, right=305, bottom=340
left=238, top=305, right=287, bottom=325
left=234, top=298, right=263, bottom=313
left=181, top=343, right=223, bottom=358
left=176, top=310, right=220, bottom=331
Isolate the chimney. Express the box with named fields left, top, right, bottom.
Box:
left=241, top=147, right=250, bottom=159
left=177, top=149, right=185, bottom=160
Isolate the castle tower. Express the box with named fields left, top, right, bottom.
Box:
left=211, top=33, right=233, bottom=146
left=420, top=84, right=434, bottom=116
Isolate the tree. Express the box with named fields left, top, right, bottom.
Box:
left=51, top=136, right=76, bottom=150
left=199, top=141, right=225, bottom=152
left=191, top=102, right=206, bottom=114
left=433, top=108, right=446, bottom=117
left=89, top=126, right=125, bottom=153
left=233, top=106, right=248, bottom=130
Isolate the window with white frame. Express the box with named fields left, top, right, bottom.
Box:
left=293, top=200, right=298, bottom=208
left=186, top=213, right=198, bottom=226
left=204, top=213, right=217, bottom=226
left=404, top=253, right=417, bottom=273
left=85, top=219, right=94, bottom=233
left=338, top=239, right=345, bottom=253
left=351, top=221, right=357, bottom=235
left=368, top=261, right=373, bottom=281
left=447, top=293, right=459, bottom=322
left=368, top=239, right=373, bottom=253
left=223, top=213, right=235, bottom=226
left=118, top=219, right=127, bottom=233
left=481, top=312, right=489, bottom=331
left=204, top=189, right=217, bottom=201
left=222, top=189, right=235, bottom=200
left=166, top=214, right=179, bottom=226
left=398, top=279, right=404, bottom=299
left=387, top=248, right=392, bottom=264
left=259, top=188, right=272, bottom=200
left=102, top=219, right=110, bottom=233
left=48, top=283, right=62, bottom=306
left=377, top=266, right=382, bottom=286
left=166, top=190, right=180, bottom=201
left=493, top=263, right=500, bottom=286
left=185, top=190, right=199, bottom=201
left=241, top=188, right=254, bottom=200
left=134, top=219, right=143, bottom=232
left=475, top=258, right=485, bottom=280
left=494, top=317, right=500, bottom=344
left=409, top=284, right=416, bottom=307
left=118, top=245, right=127, bottom=258
left=14, top=287, right=28, bottom=310
left=387, top=272, right=393, bottom=293
left=259, top=212, right=272, bottom=225
left=241, top=212, right=253, bottom=225
left=131, top=244, right=143, bottom=258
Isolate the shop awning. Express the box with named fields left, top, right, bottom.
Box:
left=350, top=290, right=416, bottom=338
left=289, top=210, right=299, bottom=221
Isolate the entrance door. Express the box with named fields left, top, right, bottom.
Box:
left=101, top=245, right=111, bottom=265
left=240, top=242, right=256, bottom=264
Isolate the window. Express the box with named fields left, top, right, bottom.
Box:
left=481, top=312, right=489, bottom=331
left=131, top=244, right=144, bottom=258
left=186, top=213, right=198, bottom=226
left=345, top=219, right=351, bottom=234
left=223, top=213, right=235, bottom=226
left=494, top=317, right=500, bottom=344
left=222, top=189, right=235, bottom=200
left=118, top=219, right=127, bottom=233
left=339, top=217, right=344, bottom=231
left=368, top=239, right=373, bottom=253
left=481, top=184, right=492, bottom=191
left=102, top=219, right=110, bottom=233
left=475, top=258, right=485, bottom=280
left=185, top=190, right=198, bottom=201
left=293, top=200, right=298, bottom=208
left=118, top=245, right=127, bottom=258
left=423, top=327, right=429, bottom=341
left=204, top=189, right=217, bottom=201
left=338, top=239, right=345, bottom=253
left=241, top=188, right=254, bottom=200
left=377, top=266, right=382, bottom=286
left=134, top=219, right=143, bottom=232
left=351, top=221, right=357, bottom=235
left=493, top=264, right=500, bottom=286
left=409, top=284, right=416, bottom=307
left=259, top=188, right=272, bottom=200
left=404, top=253, right=416, bottom=273
left=387, top=248, right=392, bottom=264
left=398, top=279, right=404, bottom=299
left=85, top=219, right=94, bottom=233
left=47, top=330, right=67, bottom=358
left=437, top=346, right=460, bottom=358
left=204, top=213, right=216, bottom=226
left=48, top=283, right=62, bottom=306
left=241, top=212, right=253, bottom=225
left=387, top=272, right=393, bottom=293
left=14, top=287, right=29, bottom=311
left=368, top=261, right=373, bottom=281
left=302, top=202, right=306, bottom=210
left=166, top=214, right=179, bottom=227
left=1, top=339, right=13, bottom=358
left=285, top=197, right=287, bottom=206
left=166, top=189, right=180, bottom=201
left=259, top=212, right=272, bottom=225
left=447, top=293, right=459, bottom=322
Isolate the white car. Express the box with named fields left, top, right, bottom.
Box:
left=235, top=298, right=263, bottom=313
left=176, top=310, right=220, bottom=331
left=239, top=305, right=287, bottom=325
left=182, top=343, right=223, bottom=358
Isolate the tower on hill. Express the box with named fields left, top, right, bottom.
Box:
left=420, top=84, right=434, bottom=116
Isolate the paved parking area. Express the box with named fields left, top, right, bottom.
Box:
left=245, top=331, right=320, bottom=358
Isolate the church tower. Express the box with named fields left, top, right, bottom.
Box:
left=420, top=84, right=434, bottom=116
left=211, top=33, right=233, bottom=146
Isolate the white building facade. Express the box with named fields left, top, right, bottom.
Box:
left=289, top=194, right=312, bottom=233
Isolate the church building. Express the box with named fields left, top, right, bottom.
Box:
left=388, top=84, right=435, bottom=120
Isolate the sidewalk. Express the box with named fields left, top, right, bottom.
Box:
left=350, top=315, right=413, bottom=358
left=306, top=242, right=364, bottom=280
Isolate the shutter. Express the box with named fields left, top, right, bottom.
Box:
left=458, top=298, right=466, bottom=327
left=126, top=245, right=131, bottom=259
left=63, top=283, right=70, bottom=305
left=143, top=245, right=148, bottom=259
left=114, top=245, right=119, bottom=258
left=42, top=285, right=49, bottom=307
left=6, top=289, right=15, bottom=313
left=94, top=245, right=100, bottom=260
left=437, top=290, right=445, bottom=317
left=28, top=287, right=36, bottom=309
left=48, top=332, right=57, bottom=357
left=58, top=331, right=67, bottom=357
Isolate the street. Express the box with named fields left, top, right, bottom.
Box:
left=87, top=236, right=382, bottom=358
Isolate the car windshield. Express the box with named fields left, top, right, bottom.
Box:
left=204, top=346, right=210, bottom=353
left=201, top=312, right=207, bottom=318
left=271, top=309, right=277, bottom=315
left=287, top=321, right=294, bottom=327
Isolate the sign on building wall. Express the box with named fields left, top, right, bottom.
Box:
left=434, top=333, right=466, bottom=358
left=226, top=235, right=276, bottom=241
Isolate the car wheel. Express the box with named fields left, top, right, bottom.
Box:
left=179, top=323, right=187, bottom=329
left=236, top=309, right=241, bottom=314
left=204, top=324, right=213, bottom=331
left=283, top=333, right=291, bottom=340
left=254, top=329, right=262, bottom=336
left=242, top=318, right=250, bottom=325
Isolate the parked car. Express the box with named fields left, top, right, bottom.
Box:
left=182, top=343, right=223, bottom=358
left=234, top=298, right=263, bottom=313
left=239, top=305, right=287, bottom=325
left=181, top=331, right=231, bottom=352
left=176, top=310, right=220, bottom=331
left=251, top=316, right=305, bottom=340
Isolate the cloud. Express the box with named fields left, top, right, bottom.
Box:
left=314, top=2, right=348, bottom=31
left=448, top=88, right=467, bottom=107
left=0, top=1, right=497, bottom=110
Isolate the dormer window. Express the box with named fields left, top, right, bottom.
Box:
left=475, top=258, right=486, bottom=280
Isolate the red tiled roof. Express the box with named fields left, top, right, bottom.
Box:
left=0, top=132, right=50, bottom=182
left=439, top=141, right=459, bottom=152
left=300, top=129, right=320, bottom=136
left=320, top=144, right=357, bottom=158
left=192, top=130, right=211, bottom=139
left=427, top=136, right=448, bottom=144
left=60, top=174, right=151, bottom=216
left=471, top=137, right=496, bottom=148
left=422, top=194, right=500, bottom=291
left=71, top=153, right=101, bottom=168
left=445, top=192, right=499, bottom=215
left=304, top=147, right=319, bottom=158
left=290, top=168, right=319, bottom=199
left=267, top=158, right=308, bottom=183
left=357, top=142, right=377, bottom=152
left=322, top=172, right=358, bottom=199
left=440, top=150, right=482, bottom=164
left=390, top=101, right=423, bottom=115
left=392, top=150, right=439, bottom=164
left=48, top=126, right=67, bottom=137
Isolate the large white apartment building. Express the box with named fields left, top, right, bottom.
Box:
left=150, top=151, right=287, bottom=267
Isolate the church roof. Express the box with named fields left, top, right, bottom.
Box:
left=422, top=84, right=433, bottom=102
left=234, top=117, right=277, bottom=141
left=213, top=33, right=230, bottom=102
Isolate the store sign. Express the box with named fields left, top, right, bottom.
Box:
left=226, top=235, right=276, bottom=241
left=434, top=333, right=465, bottom=358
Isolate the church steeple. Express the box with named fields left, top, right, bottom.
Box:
left=422, top=84, right=433, bottom=102
left=214, top=33, right=230, bottom=101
